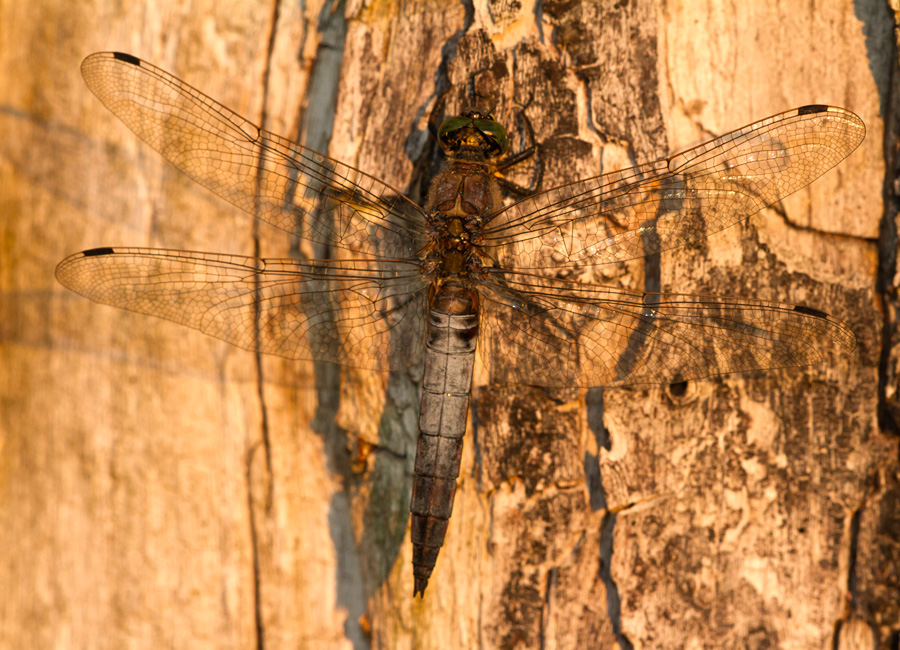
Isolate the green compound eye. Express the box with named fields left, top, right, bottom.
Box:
left=437, top=114, right=509, bottom=157
left=473, top=119, right=509, bottom=156
left=437, top=116, right=473, bottom=143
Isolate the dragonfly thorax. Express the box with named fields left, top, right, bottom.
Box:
left=424, top=211, right=486, bottom=278
left=443, top=215, right=474, bottom=246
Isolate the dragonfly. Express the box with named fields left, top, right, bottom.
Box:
left=57, top=52, right=865, bottom=597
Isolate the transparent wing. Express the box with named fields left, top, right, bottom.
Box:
left=56, top=247, right=429, bottom=371
left=483, top=106, right=865, bottom=270
left=81, top=52, right=428, bottom=259
left=477, top=271, right=856, bottom=388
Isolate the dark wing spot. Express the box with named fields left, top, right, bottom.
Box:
left=793, top=304, right=828, bottom=319
left=798, top=104, right=828, bottom=116
left=112, top=52, right=141, bottom=66
left=82, top=247, right=115, bottom=257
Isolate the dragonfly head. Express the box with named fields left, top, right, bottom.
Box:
left=438, top=111, right=509, bottom=159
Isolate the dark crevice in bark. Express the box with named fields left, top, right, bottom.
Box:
left=244, top=4, right=284, bottom=648
left=876, top=185, right=899, bottom=439
left=245, top=445, right=267, bottom=650
left=539, top=567, right=557, bottom=650
left=864, top=0, right=900, bottom=438
left=847, top=505, right=863, bottom=606
left=301, top=0, right=348, bottom=155
left=585, top=387, right=608, bottom=511
left=599, top=511, right=634, bottom=650
left=831, top=502, right=866, bottom=649
left=294, top=2, right=369, bottom=646
left=586, top=388, right=609, bottom=450
left=854, top=7, right=900, bottom=649
left=255, top=0, right=280, bottom=499
left=533, top=0, right=546, bottom=43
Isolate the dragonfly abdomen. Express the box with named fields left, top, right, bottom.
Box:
left=411, top=282, right=478, bottom=596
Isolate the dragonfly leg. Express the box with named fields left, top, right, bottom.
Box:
left=494, top=109, right=542, bottom=195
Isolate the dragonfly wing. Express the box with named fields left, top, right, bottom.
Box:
left=56, top=247, right=429, bottom=371
left=81, top=52, right=428, bottom=259
left=477, top=271, right=856, bottom=388
left=482, top=106, right=865, bottom=270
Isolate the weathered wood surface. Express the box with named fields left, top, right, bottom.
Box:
left=0, top=1, right=896, bottom=648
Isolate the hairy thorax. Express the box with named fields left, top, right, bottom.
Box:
left=423, top=160, right=503, bottom=284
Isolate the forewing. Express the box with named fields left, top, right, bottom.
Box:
left=483, top=106, right=865, bottom=270
left=81, top=52, right=428, bottom=259
left=477, top=272, right=856, bottom=388
left=56, top=247, right=428, bottom=371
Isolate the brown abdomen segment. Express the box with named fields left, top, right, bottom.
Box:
left=411, top=284, right=478, bottom=596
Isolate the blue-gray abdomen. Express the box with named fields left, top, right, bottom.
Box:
left=410, top=282, right=478, bottom=595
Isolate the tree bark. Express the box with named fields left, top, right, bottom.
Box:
left=0, top=1, right=896, bottom=649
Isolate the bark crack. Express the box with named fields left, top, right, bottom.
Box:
left=539, top=566, right=556, bottom=650
left=245, top=443, right=267, bottom=650
left=598, top=510, right=634, bottom=650
left=244, top=3, right=284, bottom=648
left=875, top=8, right=900, bottom=438
left=831, top=475, right=877, bottom=650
